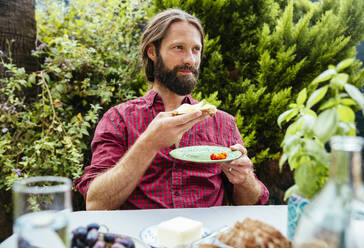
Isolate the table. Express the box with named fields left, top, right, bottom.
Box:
left=0, top=205, right=287, bottom=247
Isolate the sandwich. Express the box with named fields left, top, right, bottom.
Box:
left=172, top=100, right=217, bottom=117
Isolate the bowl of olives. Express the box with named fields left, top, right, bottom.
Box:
left=71, top=223, right=148, bottom=248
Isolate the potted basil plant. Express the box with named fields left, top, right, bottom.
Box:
left=277, top=58, right=364, bottom=238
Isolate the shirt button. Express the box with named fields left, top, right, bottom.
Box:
left=174, top=191, right=180, bottom=196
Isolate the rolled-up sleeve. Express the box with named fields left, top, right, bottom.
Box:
left=256, top=178, right=269, bottom=205
left=74, top=108, right=127, bottom=199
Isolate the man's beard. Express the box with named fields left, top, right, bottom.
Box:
left=154, top=53, right=199, bottom=96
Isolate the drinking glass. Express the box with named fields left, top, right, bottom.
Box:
left=12, top=176, right=72, bottom=248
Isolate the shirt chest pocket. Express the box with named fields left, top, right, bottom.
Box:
left=192, top=129, right=222, bottom=147
left=181, top=120, right=226, bottom=147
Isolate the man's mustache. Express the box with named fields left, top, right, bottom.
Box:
left=174, top=65, right=199, bottom=75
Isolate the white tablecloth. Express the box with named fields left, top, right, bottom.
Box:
left=0, top=205, right=287, bottom=247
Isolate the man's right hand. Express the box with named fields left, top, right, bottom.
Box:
left=141, top=110, right=209, bottom=151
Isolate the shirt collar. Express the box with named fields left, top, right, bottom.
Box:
left=143, top=89, right=196, bottom=107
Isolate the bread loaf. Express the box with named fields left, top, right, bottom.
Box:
left=217, top=218, right=292, bottom=248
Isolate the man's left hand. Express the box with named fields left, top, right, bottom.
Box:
left=221, top=144, right=254, bottom=185
left=221, top=143, right=263, bottom=205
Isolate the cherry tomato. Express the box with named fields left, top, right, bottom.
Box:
left=210, top=153, right=217, bottom=160
left=210, top=152, right=227, bottom=160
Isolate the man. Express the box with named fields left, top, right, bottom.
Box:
left=75, top=9, right=269, bottom=210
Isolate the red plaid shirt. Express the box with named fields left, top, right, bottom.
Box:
left=74, top=90, right=269, bottom=209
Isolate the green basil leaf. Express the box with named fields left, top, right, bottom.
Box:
left=337, top=121, right=355, bottom=135
left=282, top=134, right=300, bottom=150
left=336, top=58, right=355, bottom=72
left=303, top=109, right=318, bottom=117
left=306, top=86, right=328, bottom=108
left=286, top=122, right=298, bottom=135
left=277, top=109, right=299, bottom=128
left=337, top=105, right=355, bottom=122
left=279, top=153, right=288, bottom=171
left=319, top=97, right=337, bottom=111
left=313, top=108, right=338, bottom=143
left=294, top=157, right=318, bottom=199
left=288, top=152, right=300, bottom=170
left=339, top=98, right=357, bottom=106
left=300, top=115, right=316, bottom=134
left=312, top=69, right=337, bottom=85
left=330, top=73, right=348, bottom=89
left=297, top=88, right=307, bottom=105
left=289, top=103, right=298, bottom=108
left=344, top=83, right=364, bottom=111
left=284, top=184, right=300, bottom=201
left=287, top=143, right=301, bottom=161
left=303, top=139, right=330, bottom=164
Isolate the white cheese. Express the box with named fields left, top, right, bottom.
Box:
left=157, top=216, right=203, bottom=248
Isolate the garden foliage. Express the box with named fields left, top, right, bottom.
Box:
left=0, top=0, right=147, bottom=190
left=152, top=0, right=364, bottom=167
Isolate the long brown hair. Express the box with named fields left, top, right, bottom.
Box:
left=140, top=9, right=205, bottom=82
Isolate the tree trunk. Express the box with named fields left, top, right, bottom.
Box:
left=0, top=0, right=37, bottom=76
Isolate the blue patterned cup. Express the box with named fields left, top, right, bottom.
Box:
left=287, top=194, right=310, bottom=240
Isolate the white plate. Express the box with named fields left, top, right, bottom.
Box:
left=139, top=224, right=211, bottom=248
left=170, top=146, right=242, bottom=163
